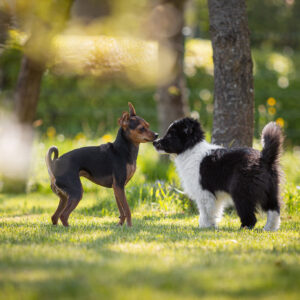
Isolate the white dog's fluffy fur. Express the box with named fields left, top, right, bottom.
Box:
left=153, top=118, right=283, bottom=231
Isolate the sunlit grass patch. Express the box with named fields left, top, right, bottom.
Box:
left=0, top=192, right=299, bottom=300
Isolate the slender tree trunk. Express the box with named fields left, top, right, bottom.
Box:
left=208, top=0, right=254, bottom=147
left=4, top=0, right=74, bottom=192
left=0, top=9, right=10, bottom=46
left=14, top=0, right=73, bottom=124
left=1, top=56, right=45, bottom=193
left=15, top=56, right=44, bottom=124
left=0, top=9, right=11, bottom=89
left=156, top=0, right=189, bottom=136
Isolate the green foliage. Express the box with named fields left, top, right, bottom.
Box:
left=38, top=75, right=156, bottom=136
left=283, top=184, right=300, bottom=215
left=2, top=38, right=300, bottom=143
left=247, top=0, right=300, bottom=49
left=0, top=47, right=22, bottom=108
left=194, top=0, right=300, bottom=49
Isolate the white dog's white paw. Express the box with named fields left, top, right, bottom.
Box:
left=264, top=210, right=280, bottom=231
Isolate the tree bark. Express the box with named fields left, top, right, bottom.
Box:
left=0, top=9, right=11, bottom=89
left=155, top=0, right=189, bottom=136
left=15, top=56, right=44, bottom=124
left=208, top=0, right=254, bottom=147
left=14, top=0, right=73, bottom=125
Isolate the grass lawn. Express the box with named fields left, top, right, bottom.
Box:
left=0, top=141, right=300, bottom=300
left=1, top=194, right=299, bottom=300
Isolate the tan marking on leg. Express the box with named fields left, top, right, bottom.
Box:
left=113, top=179, right=132, bottom=227
left=113, top=185, right=126, bottom=225
left=51, top=195, right=68, bottom=225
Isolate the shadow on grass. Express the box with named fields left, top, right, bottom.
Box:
left=1, top=248, right=299, bottom=300
left=0, top=215, right=289, bottom=250
left=1, top=210, right=300, bottom=299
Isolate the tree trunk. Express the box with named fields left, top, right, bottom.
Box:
left=208, top=0, right=254, bottom=147
left=155, top=0, right=189, bottom=136
left=0, top=9, right=10, bottom=46
left=15, top=56, right=44, bottom=124
left=1, top=56, right=44, bottom=193
left=1, top=1, right=73, bottom=193
left=0, top=9, right=11, bottom=89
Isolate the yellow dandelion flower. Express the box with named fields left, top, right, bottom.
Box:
left=102, top=134, right=113, bottom=143
left=267, top=97, right=276, bottom=106
left=75, top=132, right=85, bottom=140
left=276, top=118, right=285, bottom=128
left=47, top=127, right=56, bottom=139
left=268, top=107, right=276, bottom=115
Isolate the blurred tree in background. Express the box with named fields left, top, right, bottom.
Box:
left=208, top=0, right=254, bottom=147
left=14, top=0, right=73, bottom=125
left=0, top=0, right=72, bottom=192
left=149, top=0, right=189, bottom=136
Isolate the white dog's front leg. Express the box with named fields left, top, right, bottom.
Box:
left=197, top=193, right=216, bottom=228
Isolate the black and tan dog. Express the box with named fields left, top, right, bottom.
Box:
left=46, top=103, right=157, bottom=227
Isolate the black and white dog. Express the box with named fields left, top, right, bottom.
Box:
left=153, top=118, right=283, bottom=231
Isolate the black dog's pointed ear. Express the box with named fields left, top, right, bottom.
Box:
left=118, top=111, right=130, bottom=128
left=128, top=102, right=136, bottom=116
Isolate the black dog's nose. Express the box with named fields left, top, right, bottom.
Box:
left=154, top=133, right=159, bottom=140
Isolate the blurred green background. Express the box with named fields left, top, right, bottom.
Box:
left=0, top=2, right=299, bottom=299
left=0, top=0, right=299, bottom=145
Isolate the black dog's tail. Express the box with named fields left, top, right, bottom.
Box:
left=45, top=146, right=59, bottom=180
left=261, top=122, right=283, bottom=167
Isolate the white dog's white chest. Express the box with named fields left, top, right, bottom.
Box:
left=175, top=161, right=201, bottom=201
left=174, top=141, right=220, bottom=201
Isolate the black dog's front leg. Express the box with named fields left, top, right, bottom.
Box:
left=113, top=184, right=126, bottom=225
left=112, top=183, right=132, bottom=227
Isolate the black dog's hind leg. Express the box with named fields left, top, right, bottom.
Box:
left=51, top=194, right=67, bottom=225
left=58, top=177, right=83, bottom=227
left=232, top=191, right=257, bottom=229
left=60, top=194, right=82, bottom=227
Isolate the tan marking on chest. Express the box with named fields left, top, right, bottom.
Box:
left=126, top=163, right=136, bottom=185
